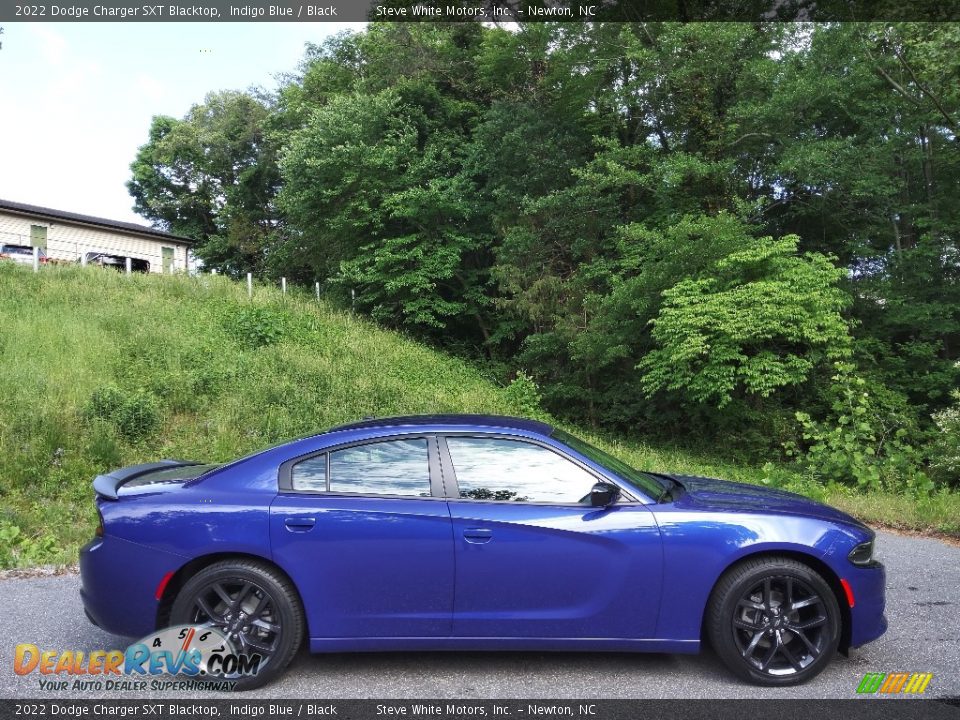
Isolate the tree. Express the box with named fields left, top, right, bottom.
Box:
left=639, top=233, right=851, bottom=407
left=727, top=24, right=960, bottom=412
left=128, top=91, right=281, bottom=276
left=126, top=21, right=960, bottom=472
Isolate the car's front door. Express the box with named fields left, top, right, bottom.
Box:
left=270, top=435, right=454, bottom=639
left=442, top=435, right=663, bottom=640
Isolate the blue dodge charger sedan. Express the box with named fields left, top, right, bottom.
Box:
left=80, top=415, right=886, bottom=689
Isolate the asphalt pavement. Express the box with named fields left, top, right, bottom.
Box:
left=1, top=530, right=958, bottom=700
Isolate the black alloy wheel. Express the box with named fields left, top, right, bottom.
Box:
left=190, top=579, right=280, bottom=657
left=708, top=557, right=840, bottom=685
left=170, top=560, right=304, bottom=690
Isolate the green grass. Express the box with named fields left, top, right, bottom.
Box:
left=821, top=488, right=960, bottom=538
left=0, top=263, right=956, bottom=568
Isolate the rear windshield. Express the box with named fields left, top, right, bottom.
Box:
left=122, top=463, right=222, bottom=489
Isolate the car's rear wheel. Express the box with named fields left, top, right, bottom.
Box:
left=170, top=559, right=304, bottom=690
left=707, top=557, right=840, bottom=686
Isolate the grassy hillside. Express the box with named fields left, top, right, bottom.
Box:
left=0, top=264, right=956, bottom=568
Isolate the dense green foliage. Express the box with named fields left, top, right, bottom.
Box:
left=1, top=265, right=956, bottom=568
left=128, top=23, right=960, bottom=490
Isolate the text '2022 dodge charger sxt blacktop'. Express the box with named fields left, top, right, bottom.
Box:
left=80, top=415, right=886, bottom=689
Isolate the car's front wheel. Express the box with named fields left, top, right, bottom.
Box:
left=170, top=559, right=304, bottom=690
left=707, top=557, right=841, bottom=686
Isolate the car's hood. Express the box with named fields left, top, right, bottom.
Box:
left=668, top=474, right=865, bottom=528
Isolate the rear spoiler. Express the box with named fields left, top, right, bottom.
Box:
left=92, top=459, right=200, bottom=500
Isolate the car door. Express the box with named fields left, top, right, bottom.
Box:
left=270, top=434, right=454, bottom=639
left=442, top=434, right=663, bottom=640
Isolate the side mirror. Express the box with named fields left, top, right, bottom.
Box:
left=590, top=482, right=620, bottom=508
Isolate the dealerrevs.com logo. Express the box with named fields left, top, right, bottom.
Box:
left=13, top=625, right=261, bottom=692
left=856, top=672, right=933, bottom=695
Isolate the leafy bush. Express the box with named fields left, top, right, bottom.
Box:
left=222, top=306, right=288, bottom=349
left=0, top=521, right=58, bottom=568
left=85, top=386, right=161, bottom=441
left=187, top=355, right=239, bottom=398
left=504, top=370, right=544, bottom=418
left=928, top=390, right=960, bottom=487
left=86, top=385, right=127, bottom=420
left=117, top=392, right=162, bottom=440
left=639, top=234, right=851, bottom=408
left=790, top=363, right=931, bottom=492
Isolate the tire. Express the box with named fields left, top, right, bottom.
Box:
left=706, top=556, right=840, bottom=686
left=170, top=559, right=304, bottom=691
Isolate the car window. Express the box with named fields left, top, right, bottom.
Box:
left=327, top=438, right=431, bottom=496
left=290, top=454, right=327, bottom=491
left=446, top=437, right=598, bottom=504
left=552, top=429, right=667, bottom=501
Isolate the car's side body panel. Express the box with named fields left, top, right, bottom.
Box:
left=79, top=415, right=887, bottom=668
left=86, top=475, right=278, bottom=638
left=269, top=494, right=455, bottom=638
left=100, top=486, right=273, bottom=560
left=447, top=501, right=663, bottom=640
left=650, top=483, right=885, bottom=648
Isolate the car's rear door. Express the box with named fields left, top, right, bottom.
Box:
left=442, top=434, right=663, bottom=641
left=270, top=434, right=454, bottom=639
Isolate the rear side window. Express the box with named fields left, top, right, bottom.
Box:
left=291, top=455, right=327, bottom=491
left=290, top=438, right=431, bottom=497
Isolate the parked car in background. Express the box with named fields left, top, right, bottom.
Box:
left=80, top=415, right=886, bottom=690
left=0, top=244, right=47, bottom=265
left=83, top=252, right=150, bottom=273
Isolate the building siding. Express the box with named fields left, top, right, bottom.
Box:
left=0, top=210, right=189, bottom=273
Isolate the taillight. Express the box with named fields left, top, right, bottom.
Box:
left=95, top=508, right=104, bottom=537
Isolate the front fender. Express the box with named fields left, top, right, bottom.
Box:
left=650, top=508, right=864, bottom=640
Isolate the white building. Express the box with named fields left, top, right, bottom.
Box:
left=0, top=198, right=192, bottom=273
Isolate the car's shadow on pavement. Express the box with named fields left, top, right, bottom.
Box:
left=262, top=644, right=869, bottom=700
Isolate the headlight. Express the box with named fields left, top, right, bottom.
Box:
left=848, top=538, right=876, bottom=566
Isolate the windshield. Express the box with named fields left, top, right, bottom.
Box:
left=552, top=429, right=669, bottom=501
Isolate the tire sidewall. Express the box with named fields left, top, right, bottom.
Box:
left=169, top=562, right=303, bottom=691
left=711, top=560, right=841, bottom=686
